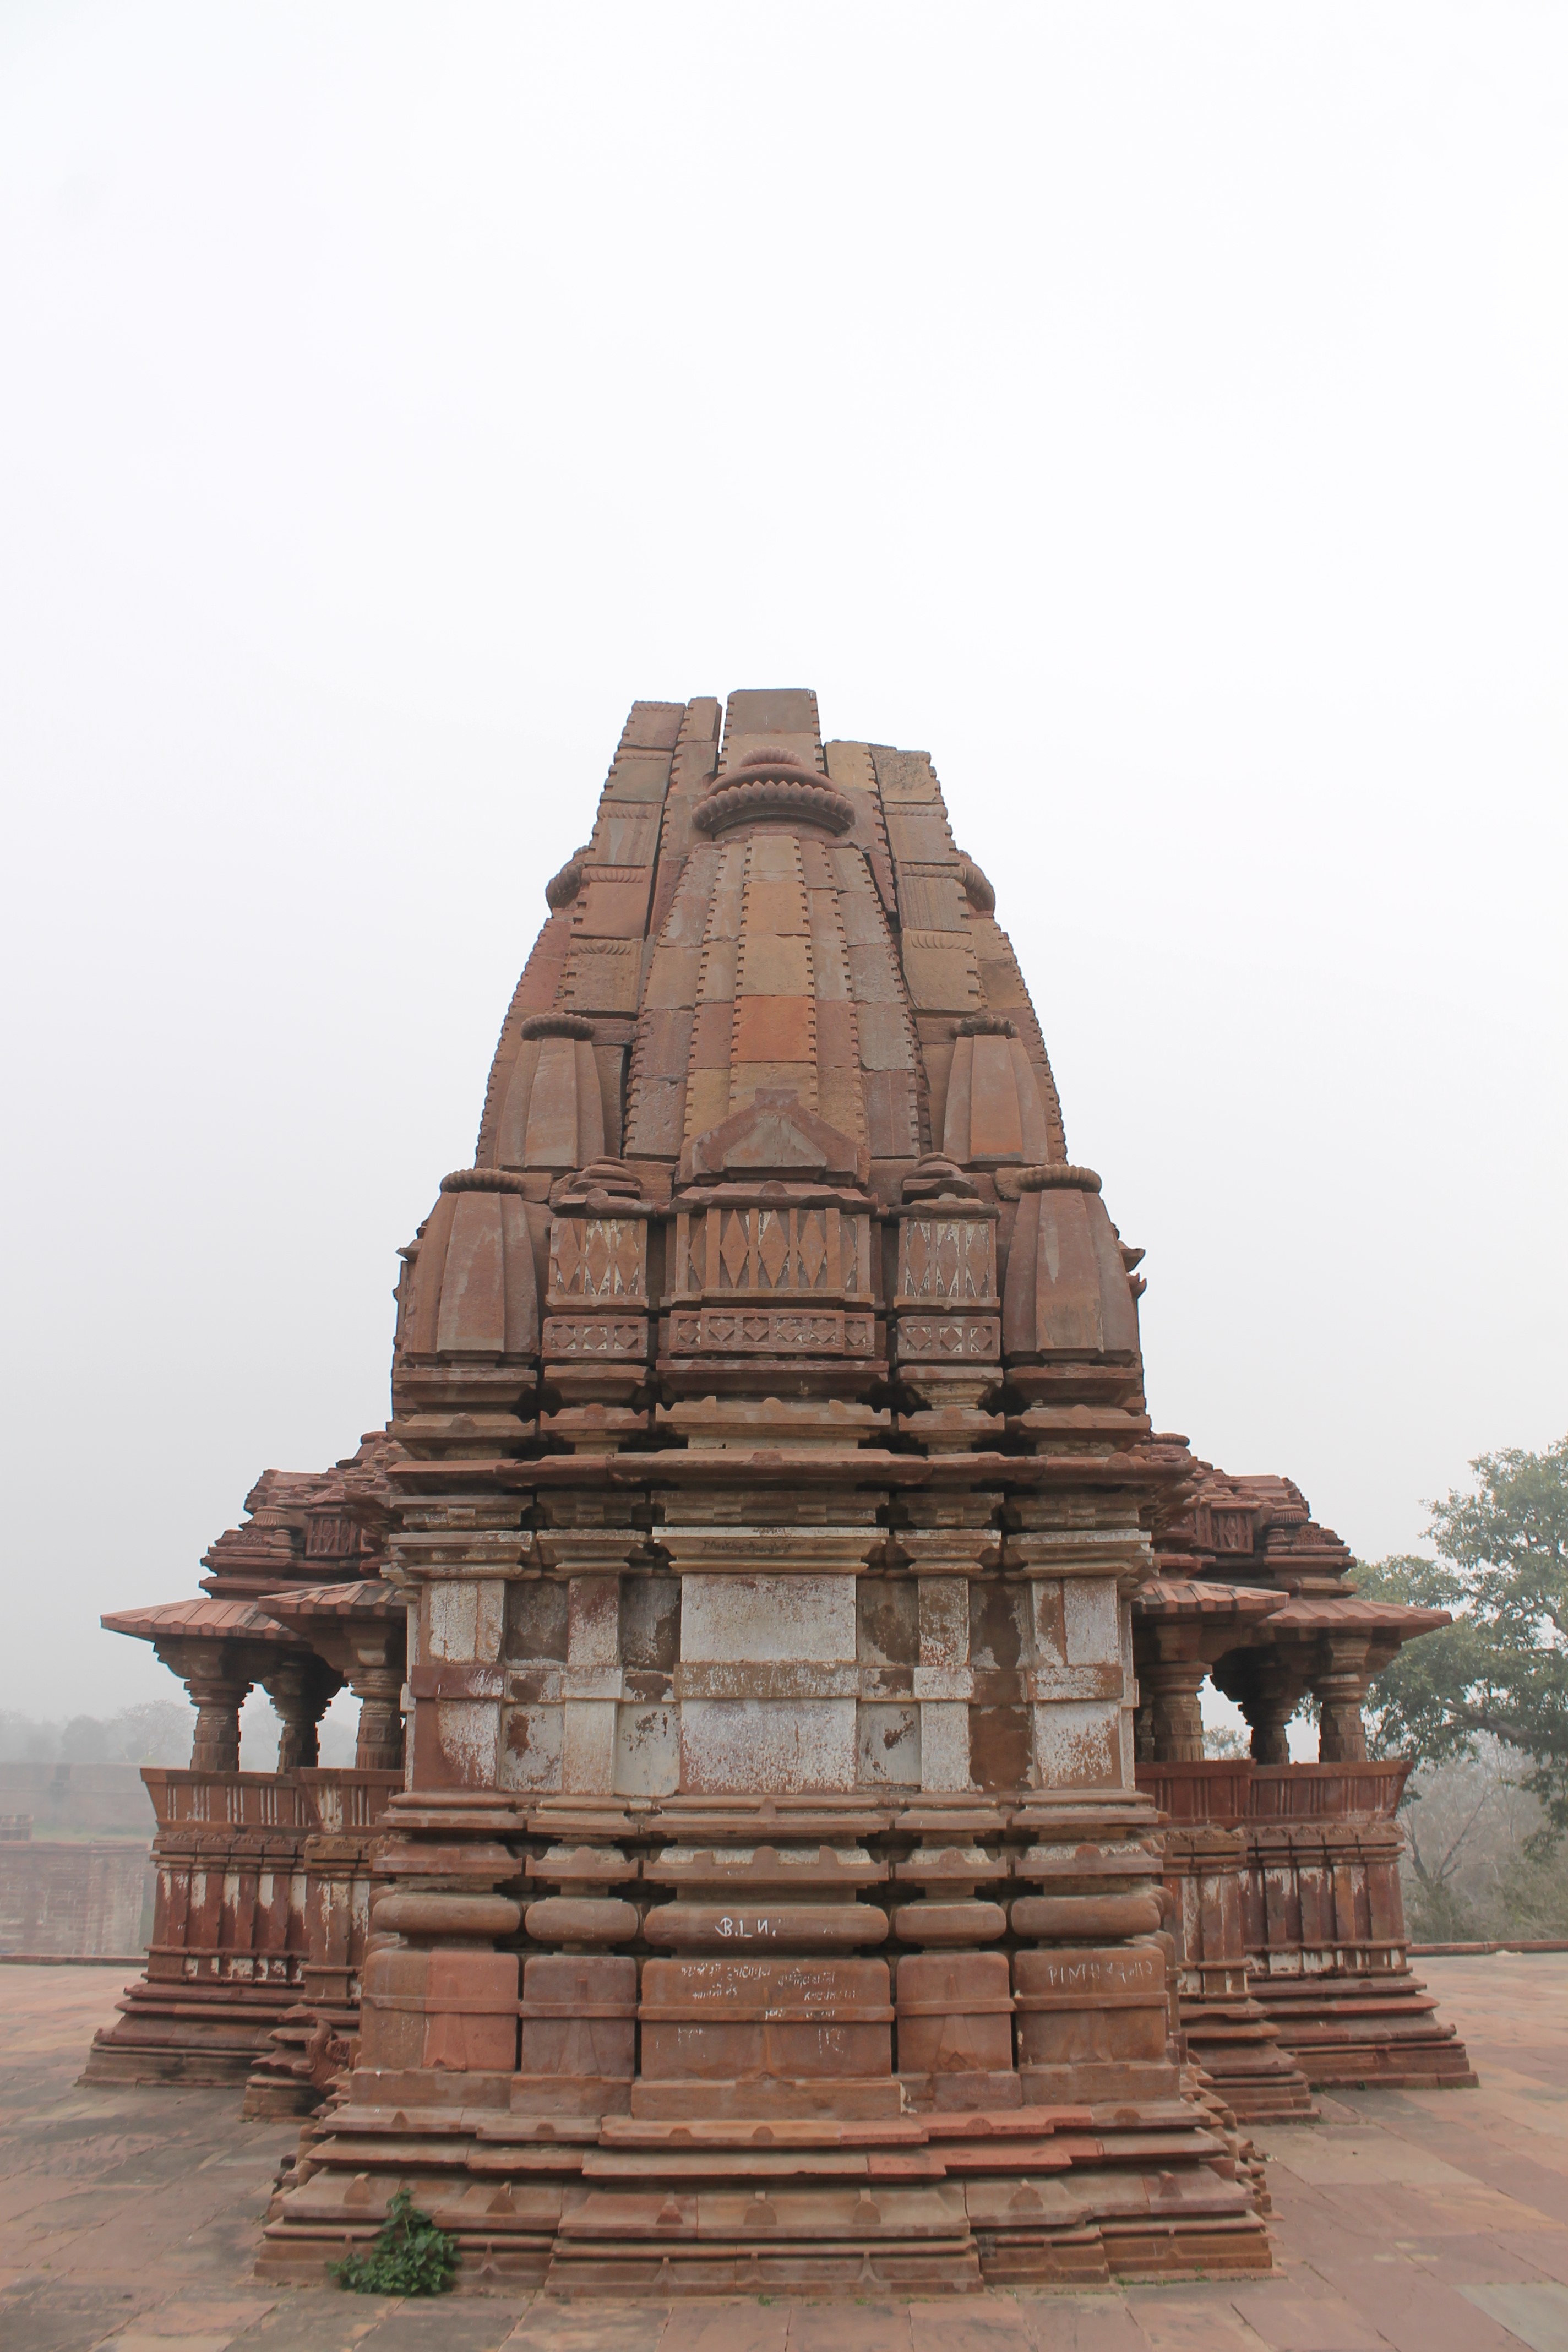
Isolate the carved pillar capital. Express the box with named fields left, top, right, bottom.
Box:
left=259, top=1653, right=342, bottom=1773
left=1245, top=1658, right=1305, bottom=1767
left=154, top=1640, right=253, bottom=1773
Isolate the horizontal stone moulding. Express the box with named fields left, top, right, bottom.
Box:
left=891, top=1902, right=1008, bottom=1945
left=642, top=1904, right=890, bottom=1950
left=895, top=1995, right=1016, bottom=2018
left=673, top=1664, right=862, bottom=1702
left=371, top=1892, right=522, bottom=1941
left=516, top=2001, right=636, bottom=2021
left=522, top=1897, right=640, bottom=1944
left=636, top=2003, right=899, bottom=2026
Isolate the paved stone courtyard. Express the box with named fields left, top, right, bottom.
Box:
left=6, top=1958, right=1568, bottom=2351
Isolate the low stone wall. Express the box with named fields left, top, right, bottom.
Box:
left=0, top=1837, right=150, bottom=1956
left=0, top=1762, right=156, bottom=1835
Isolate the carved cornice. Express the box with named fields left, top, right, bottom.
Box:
left=439, top=1166, right=532, bottom=1195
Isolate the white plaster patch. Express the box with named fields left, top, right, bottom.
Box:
left=1032, top=1699, right=1121, bottom=1789
left=918, top=1578, right=970, bottom=1669
left=498, top=1702, right=563, bottom=1792
left=682, top=1575, right=855, bottom=1665
left=475, top=1579, right=506, bottom=1663
left=427, top=1583, right=477, bottom=1662
left=562, top=1697, right=618, bottom=1794
left=1031, top=1579, right=1066, bottom=1668
left=615, top=1702, right=681, bottom=1798
left=426, top=1580, right=506, bottom=1664
left=567, top=1576, right=622, bottom=1668
left=857, top=1702, right=922, bottom=1787
left=682, top=1698, right=857, bottom=1794
left=434, top=1697, right=499, bottom=1787
left=919, top=1700, right=972, bottom=1793
left=1063, top=1577, right=1120, bottom=1667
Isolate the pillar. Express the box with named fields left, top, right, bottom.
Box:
left=1218, top=1649, right=1306, bottom=1767
left=1313, top=1640, right=1372, bottom=1764
left=261, top=1655, right=341, bottom=1773
left=1144, top=1657, right=1207, bottom=1763
left=161, top=1645, right=252, bottom=1773
left=351, top=1664, right=406, bottom=1773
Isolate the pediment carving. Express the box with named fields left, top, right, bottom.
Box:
left=681, top=1088, right=867, bottom=1185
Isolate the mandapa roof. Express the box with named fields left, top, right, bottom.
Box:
left=256, top=1580, right=401, bottom=1624
left=100, top=1597, right=299, bottom=1646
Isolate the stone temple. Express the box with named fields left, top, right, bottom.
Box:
left=91, top=689, right=1472, bottom=2295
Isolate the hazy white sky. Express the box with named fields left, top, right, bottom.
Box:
left=2, top=3, right=1564, bottom=1722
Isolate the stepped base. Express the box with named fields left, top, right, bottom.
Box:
left=256, top=2092, right=1272, bottom=2293
left=1251, top=1969, right=1478, bottom=2089
left=1180, top=1999, right=1319, bottom=2123
left=81, top=1975, right=298, bottom=2089
left=242, top=1999, right=358, bottom=2119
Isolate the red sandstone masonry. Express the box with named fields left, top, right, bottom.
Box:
left=98, top=690, right=1462, bottom=2293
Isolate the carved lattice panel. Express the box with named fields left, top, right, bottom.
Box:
left=898, top=1216, right=996, bottom=1304
left=549, top=1216, right=646, bottom=1303
left=674, top=1205, right=869, bottom=1302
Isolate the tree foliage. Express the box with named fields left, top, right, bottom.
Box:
left=1359, top=1438, right=1568, bottom=1841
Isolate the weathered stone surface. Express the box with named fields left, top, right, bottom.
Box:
left=95, top=690, right=1464, bottom=2292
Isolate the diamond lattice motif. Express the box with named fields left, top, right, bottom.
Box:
left=798, top=1213, right=827, bottom=1291
left=758, top=1211, right=789, bottom=1289
left=583, top=1223, right=613, bottom=1296
left=965, top=1224, right=992, bottom=1299
left=935, top=1222, right=962, bottom=1298
left=607, top=1221, right=643, bottom=1297
left=905, top=1222, right=930, bottom=1297
left=552, top=1222, right=582, bottom=1295
left=719, top=1211, right=750, bottom=1288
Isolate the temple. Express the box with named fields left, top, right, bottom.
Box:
left=90, top=690, right=1470, bottom=2295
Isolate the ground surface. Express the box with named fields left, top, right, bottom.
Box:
left=7, top=1962, right=1568, bottom=2351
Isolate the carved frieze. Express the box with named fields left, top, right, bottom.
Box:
left=541, top=1316, right=647, bottom=1358
left=668, top=1307, right=875, bottom=1355
left=894, top=1316, right=1000, bottom=1359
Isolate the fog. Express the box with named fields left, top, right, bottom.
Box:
left=2, top=3, right=1563, bottom=1719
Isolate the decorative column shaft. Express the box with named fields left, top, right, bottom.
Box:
left=260, top=1655, right=341, bottom=1773
left=1144, top=1658, right=1207, bottom=1764
left=1313, top=1640, right=1373, bottom=1763
left=159, top=1644, right=252, bottom=1773
left=1237, top=1654, right=1303, bottom=1767
left=351, top=1664, right=406, bottom=1773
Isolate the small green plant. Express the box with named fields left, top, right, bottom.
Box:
left=329, top=2187, right=459, bottom=2296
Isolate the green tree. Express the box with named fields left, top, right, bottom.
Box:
left=1359, top=1438, right=1568, bottom=1841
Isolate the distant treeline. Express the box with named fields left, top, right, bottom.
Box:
left=0, top=1700, right=358, bottom=1771
left=0, top=1703, right=194, bottom=1766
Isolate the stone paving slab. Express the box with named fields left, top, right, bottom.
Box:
left=6, top=1959, right=1568, bottom=2348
